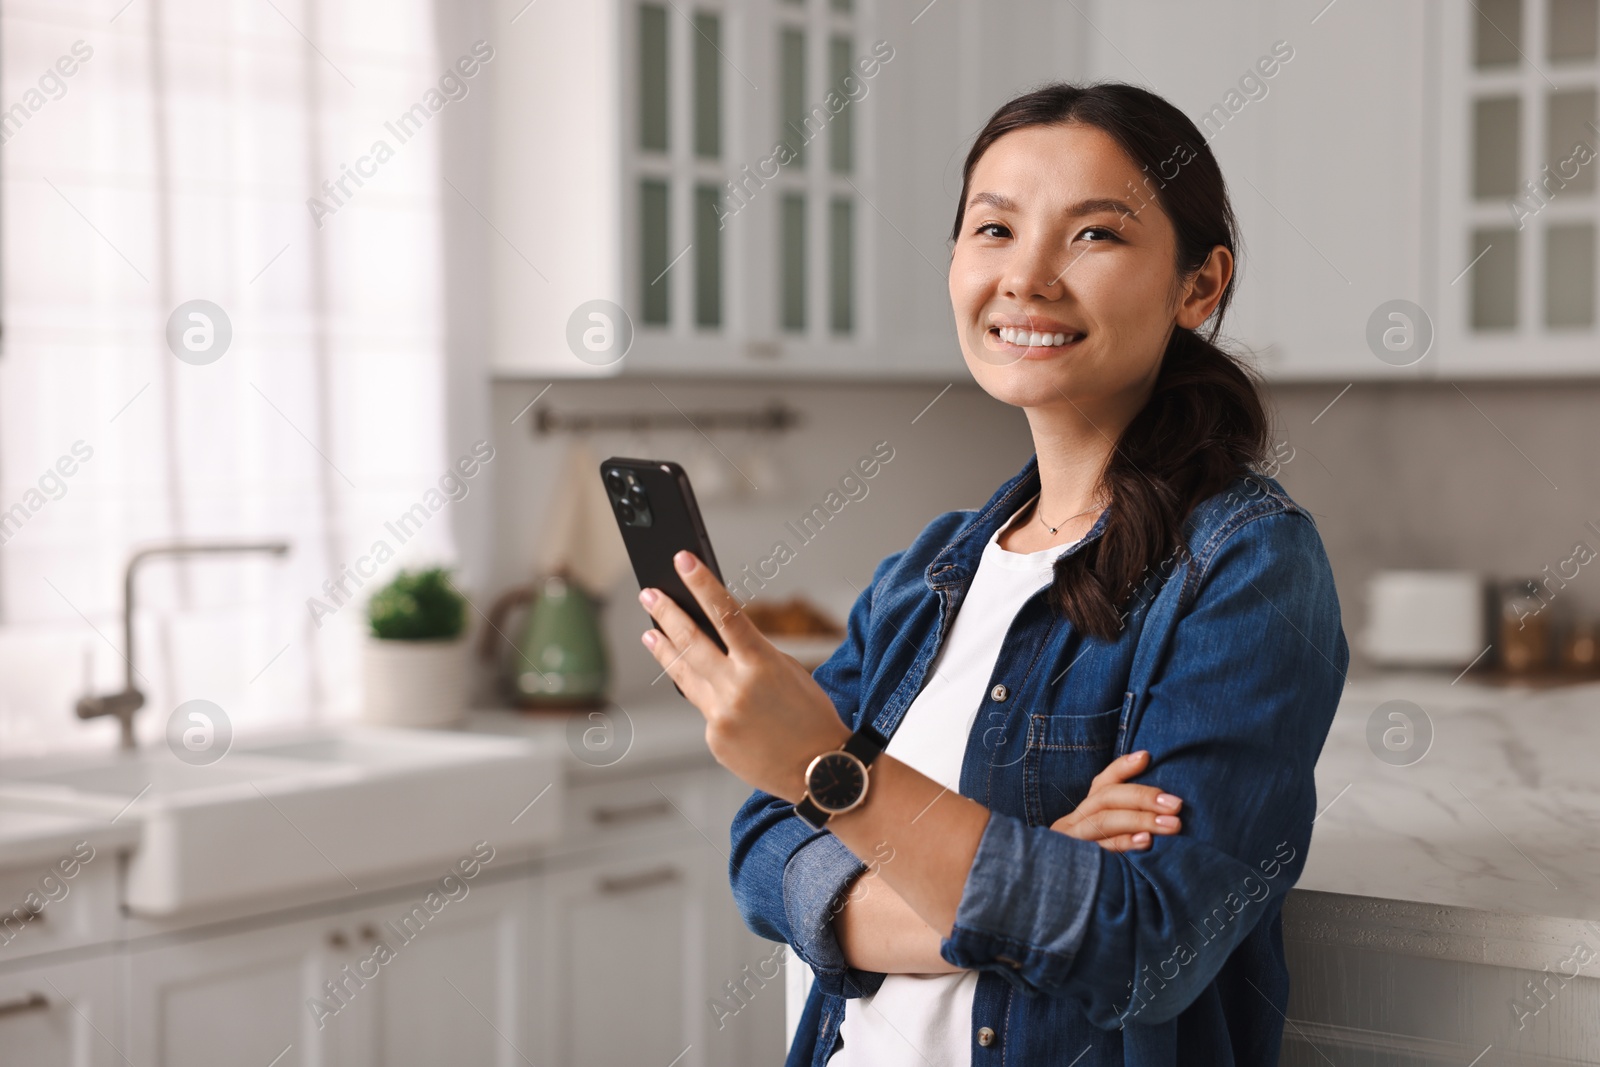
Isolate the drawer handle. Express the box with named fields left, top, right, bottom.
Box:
left=598, top=866, right=681, bottom=896
left=590, top=798, right=674, bottom=826
left=0, top=992, right=49, bottom=1019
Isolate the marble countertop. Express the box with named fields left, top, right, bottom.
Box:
left=1293, top=672, right=1600, bottom=966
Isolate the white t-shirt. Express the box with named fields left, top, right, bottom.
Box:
left=830, top=491, right=1080, bottom=1067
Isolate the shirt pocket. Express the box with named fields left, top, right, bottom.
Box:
left=1021, top=692, right=1131, bottom=828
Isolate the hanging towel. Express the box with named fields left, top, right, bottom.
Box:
left=535, top=439, right=633, bottom=597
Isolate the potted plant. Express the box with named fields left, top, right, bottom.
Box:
left=362, top=567, right=470, bottom=728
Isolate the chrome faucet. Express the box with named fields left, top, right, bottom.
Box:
left=76, top=541, right=291, bottom=749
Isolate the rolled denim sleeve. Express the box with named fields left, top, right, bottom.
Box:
left=783, top=830, right=886, bottom=998
left=727, top=549, right=904, bottom=998
left=940, top=510, right=1349, bottom=1026
left=942, top=814, right=1102, bottom=984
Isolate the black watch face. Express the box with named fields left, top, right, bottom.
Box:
left=808, top=752, right=866, bottom=813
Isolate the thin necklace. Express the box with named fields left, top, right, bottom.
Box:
left=1034, top=493, right=1106, bottom=535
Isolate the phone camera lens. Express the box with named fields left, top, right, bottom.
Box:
left=605, top=469, right=627, bottom=495
left=617, top=500, right=636, bottom=523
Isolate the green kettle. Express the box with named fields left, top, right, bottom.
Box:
left=481, top=568, right=610, bottom=709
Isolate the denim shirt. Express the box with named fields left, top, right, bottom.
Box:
left=727, top=451, right=1349, bottom=1066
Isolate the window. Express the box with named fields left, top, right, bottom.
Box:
left=1466, top=0, right=1599, bottom=332
left=0, top=0, right=453, bottom=746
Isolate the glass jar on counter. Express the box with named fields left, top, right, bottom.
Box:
left=1560, top=617, right=1600, bottom=674
left=1498, top=579, right=1551, bottom=673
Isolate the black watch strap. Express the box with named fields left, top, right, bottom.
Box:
left=794, top=725, right=888, bottom=831
left=843, top=725, right=887, bottom=764
left=793, top=794, right=831, bottom=832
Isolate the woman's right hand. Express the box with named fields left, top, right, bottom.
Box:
left=1049, top=750, right=1183, bottom=852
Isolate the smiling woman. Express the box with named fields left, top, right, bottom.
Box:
left=638, top=82, right=1348, bottom=1067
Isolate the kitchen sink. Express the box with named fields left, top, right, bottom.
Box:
left=0, top=727, right=564, bottom=916
left=4, top=753, right=345, bottom=800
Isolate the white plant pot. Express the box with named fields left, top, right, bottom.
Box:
left=362, top=635, right=470, bottom=728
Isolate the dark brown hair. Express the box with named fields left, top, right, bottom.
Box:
left=951, top=82, right=1269, bottom=640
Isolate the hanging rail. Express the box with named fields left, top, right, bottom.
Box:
left=531, top=400, right=802, bottom=436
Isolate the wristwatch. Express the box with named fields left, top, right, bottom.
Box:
left=793, top=726, right=887, bottom=831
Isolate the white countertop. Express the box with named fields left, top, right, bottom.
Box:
left=472, top=678, right=1600, bottom=930
left=0, top=797, right=141, bottom=871
left=0, top=701, right=711, bottom=881
left=8, top=675, right=1591, bottom=954
left=464, top=694, right=715, bottom=783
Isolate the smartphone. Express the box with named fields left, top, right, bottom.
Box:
left=600, top=458, right=729, bottom=670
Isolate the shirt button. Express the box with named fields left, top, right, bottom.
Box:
left=977, top=1026, right=996, bottom=1047
left=990, top=683, right=1008, bottom=701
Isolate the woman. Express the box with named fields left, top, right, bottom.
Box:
left=636, top=82, right=1348, bottom=1066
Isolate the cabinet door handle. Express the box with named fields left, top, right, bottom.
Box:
left=0, top=992, right=49, bottom=1019
left=590, top=798, right=673, bottom=826
left=597, top=865, right=681, bottom=896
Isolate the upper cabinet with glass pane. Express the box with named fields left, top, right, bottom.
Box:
left=487, top=0, right=1088, bottom=378
left=1437, top=0, right=1600, bottom=374
left=1086, top=0, right=1600, bottom=380
left=1079, top=0, right=1434, bottom=381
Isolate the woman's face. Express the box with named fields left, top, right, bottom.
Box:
left=948, top=122, right=1226, bottom=419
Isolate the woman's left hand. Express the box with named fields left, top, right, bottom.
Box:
left=636, top=550, right=851, bottom=804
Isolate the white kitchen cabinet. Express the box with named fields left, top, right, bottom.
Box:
left=532, top=837, right=715, bottom=1066
left=1080, top=0, right=1424, bottom=380
left=326, top=877, right=536, bottom=1067
left=1434, top=0, right=1600, bottom=376
left=1250, top=0, right=1433, bottom=381
left=0, top=954, right=122, bottom=1067
left=489, top=0, right=1595, bottom=383
left=1088, top=0, right=1600, bottom=381
left=866, top=0, right=1093, bottom=379
left=528, top=766, right=783, bottom=1067
left=0, top=858, right=121, bottom=965
left=127, top=918, right=320, bottom=1067
left=490, top=0, right=891, bottom=379
left=2, top=750, right=779, bottom=1067
left=488, top=0, right=1089, bottom=381
left=531, top=836, right=782, bottom=1067
left=125, top=876, right=535, bottom=1067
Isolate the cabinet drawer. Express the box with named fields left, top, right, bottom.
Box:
left=0, top=955, right=121, bottom=1067
left=561, top=771, right=711, bottom=853
left=0, top=852, right=118, bottom=963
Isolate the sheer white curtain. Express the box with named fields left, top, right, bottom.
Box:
left=0, top=0, right=454, bottom=752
